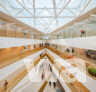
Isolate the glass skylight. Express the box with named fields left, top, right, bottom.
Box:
left=0, top=0, right=96, bottom=34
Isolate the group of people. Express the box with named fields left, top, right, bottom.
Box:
left=66, top=48, right=74, bottom=55
left=41, top=63, right=57, bottom=89
left=49, top=81, right=56, bottom=89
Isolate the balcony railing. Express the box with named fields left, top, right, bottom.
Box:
left=49, top=30, right=96, bottom=39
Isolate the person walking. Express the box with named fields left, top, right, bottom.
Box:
left=53, top=82, right=56, bottom=89
left=49, top=81, right=51, bottom=86
left=41, top=69, right=45, bottom=80
left=48, top=64, right=50, bottom=71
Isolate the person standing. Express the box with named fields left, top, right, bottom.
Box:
left=40, top=54, right=41, bottom=57
left=72, top=48, right=74, bottom=55
left=21, top=49, right=23, bottom=58
left=48, top=64, right=50, bottom=71
left=4, top=80, right=8, bottom=91
left=80, top=30, right=85, bottom=37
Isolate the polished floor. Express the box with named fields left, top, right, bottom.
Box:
left=13, top=60, right=64, bottom=92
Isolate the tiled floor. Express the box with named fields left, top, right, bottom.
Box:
left=44, top=80, right=64, bottom=92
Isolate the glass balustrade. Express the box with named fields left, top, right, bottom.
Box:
left=0, top=21, right=45, bottom=40
left=49, top=29, right=96, bottom=40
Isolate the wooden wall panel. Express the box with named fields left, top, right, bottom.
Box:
left=79, top=48, right=85, bottom=55
left=0, top=30, right=40, bottom=40
left=16, top=32, right=24, bottom=38
left=0, top=30, right=6, bottom=37
left=27, top=33, right=31, bottom=39
left=74, top=48, right=85, bottom=56
left=34, top=34, right=37, bottom=39
left=0, top=45, right=31, bottom=61
left=6, top=31, right=16, bottom=37
left=74, top=48, right=78, bottom=55
left=0, top=30, right=32, bottom=39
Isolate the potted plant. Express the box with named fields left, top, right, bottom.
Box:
left=88, top=68, right=96, bottom=77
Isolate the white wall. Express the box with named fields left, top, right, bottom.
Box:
left=0, top=37, right=46, bottom=49
left=47, top=36, right=96, bottom=50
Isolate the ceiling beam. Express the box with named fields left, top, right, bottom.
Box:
left=0, top=10, right=44, bottom=34
left=15, top=16, right=76, bottom=18
left=45, top=0, right=71, bottom=30
left=79, top=0, right=91, bottom=16
left=12, top=7, right=79, bottom=10
left=53, top=0, right=58, bottom=28
left=50, top=7, right=96, bottom=34
left=67, top=8, right=77, bottom=16
left=56, top=0, right=63, bottom=8
left=14, top=8, right=24, bottom=17
left=33, top=0, right=36, bottom=28
left=0, top=2, right=12, bottom=16
left=16, top=0, right=34, bottom=17
left=57, top=0, right=71, bottom=16
left=27, top=0, right=36, bottom=28
left=16, top=0, right=47, bottom=31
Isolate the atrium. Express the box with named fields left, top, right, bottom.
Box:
left=0, top=0, right=96, bottom=92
